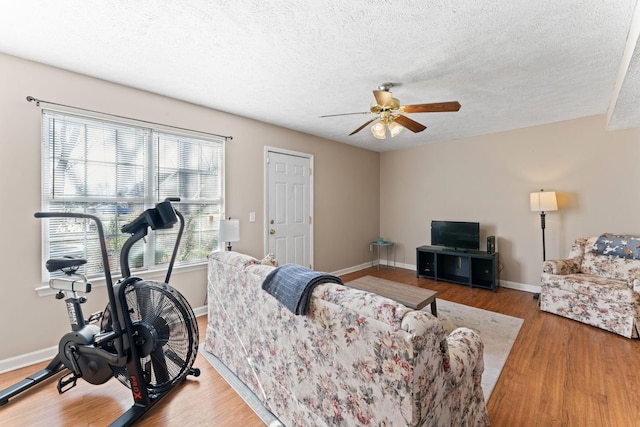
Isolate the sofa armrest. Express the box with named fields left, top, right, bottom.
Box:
left=542, top=259, right=581, bottom=275
left=446, top=327, right=484, bottom=385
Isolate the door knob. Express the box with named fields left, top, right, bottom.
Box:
left=270, top=229, right=276, bottom=235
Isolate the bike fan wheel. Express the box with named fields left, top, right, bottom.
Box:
left=100, top=280, right=199, bottom=395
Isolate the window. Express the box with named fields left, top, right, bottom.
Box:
left=41, top=109, right=224, bottom=279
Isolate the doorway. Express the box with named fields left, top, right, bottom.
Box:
left=264, top=147, right=313, bottom=268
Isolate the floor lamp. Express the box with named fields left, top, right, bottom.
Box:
left=530, top=189, right=558, bottom=299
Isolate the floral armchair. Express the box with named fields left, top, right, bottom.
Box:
left=539, top=234, right=640, bottom=338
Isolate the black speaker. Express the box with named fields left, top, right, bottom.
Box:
left=487, top=236, right=496, bottom=254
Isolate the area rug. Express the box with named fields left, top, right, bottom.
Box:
left=199, top=295, right=523, bottom=425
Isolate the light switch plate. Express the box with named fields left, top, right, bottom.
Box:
left=249, top=212, right=256, bottom=222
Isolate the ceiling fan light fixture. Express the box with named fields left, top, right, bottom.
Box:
left=388, top=120, right=404, bottom=137
left=371, top=121, right=386, bottom=139
left=321, top=83, right=460, bottom=138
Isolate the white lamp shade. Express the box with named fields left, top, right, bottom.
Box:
left=218, top=219, right=240, bottom=242
left=530, top=191, right=558, bottom=212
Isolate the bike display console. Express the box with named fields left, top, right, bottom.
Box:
left=416, top=245, right=499, bottom=292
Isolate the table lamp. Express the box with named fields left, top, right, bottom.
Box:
left=218, top=218, right=240, bottom=251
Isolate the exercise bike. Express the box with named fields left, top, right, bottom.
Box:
left=0, top=198, right=200, bottom=426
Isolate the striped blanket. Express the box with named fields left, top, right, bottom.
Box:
left=261, top=264, right=343, bottom=315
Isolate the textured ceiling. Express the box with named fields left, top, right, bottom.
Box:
left=0, top=1, right=638, bottom=152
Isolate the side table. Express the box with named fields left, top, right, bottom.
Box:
left=371, top=240, right=396, bottom=270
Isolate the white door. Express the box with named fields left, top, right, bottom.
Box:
left=265, top=149, right=313, bottom=268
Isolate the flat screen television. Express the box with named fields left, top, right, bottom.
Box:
left=431, top=220, right=480, bottom=251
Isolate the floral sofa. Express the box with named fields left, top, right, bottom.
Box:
left=539, top=234, right=640, bottom=338
left=204, top=251, right=489, bottom=426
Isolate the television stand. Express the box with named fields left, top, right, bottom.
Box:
left=416, top=245, right=499, bottom=292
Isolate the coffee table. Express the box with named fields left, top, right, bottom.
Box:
left=346, top=276, right=438, bottom=316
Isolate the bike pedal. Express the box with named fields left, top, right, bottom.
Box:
left=57, top=371, right=79, bottom=394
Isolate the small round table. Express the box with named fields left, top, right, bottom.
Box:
left=371, top=241, right=396, bottom=270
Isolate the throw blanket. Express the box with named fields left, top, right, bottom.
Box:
left=261, top=264, right=343, bottom=315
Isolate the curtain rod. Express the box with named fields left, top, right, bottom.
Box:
left=26, top=96, right=233, bottom=141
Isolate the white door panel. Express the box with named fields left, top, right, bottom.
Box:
left=266, top=149, right=313, bottom=268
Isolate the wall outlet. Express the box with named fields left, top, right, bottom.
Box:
left=249, top=212, right=256, bottom=222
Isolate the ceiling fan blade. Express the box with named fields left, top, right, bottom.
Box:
left=373, top=90, right=394, bottom=108
left=400, top=101, right=461, bottom=113
left=320, top=111, right=371, bottom=118
left=393, top=114, right=427, bottom=133
left=349, top=118, right=378, bottom=136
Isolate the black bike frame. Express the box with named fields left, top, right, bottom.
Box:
left=37, top=200, right=185, bottom=424
left=1, top=199, right=189, bottom=426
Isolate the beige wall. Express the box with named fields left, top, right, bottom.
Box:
left=4, top=49, right=640, bottom=363
left=380, top=116, right=640, bottom=287
left=0, top=53, right=379, bottom=361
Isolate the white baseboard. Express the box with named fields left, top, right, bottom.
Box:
left=499, top=280, right=540, bottom=294
left=0, top=345, right=59, bottom=374
left=332, top=260, right=415, bottom=275
left=330, top=261, right=373, bottom=276
left=193, top=304, right=207, bottom=317
left=393, top=261, right=416, bottom=271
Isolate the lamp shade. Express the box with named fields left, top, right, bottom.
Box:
left=530, top=191, right=558, bottom=212
left=218, top=219, right=240, bottom=242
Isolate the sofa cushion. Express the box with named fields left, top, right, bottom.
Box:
left=542, top=259, right=581, bottom=275
left=541, top=273, right=637, bottom=304
left=580, top=237, right=640, bottom=281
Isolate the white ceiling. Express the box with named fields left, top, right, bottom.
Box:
left=1, top=1, right=639, bottom=152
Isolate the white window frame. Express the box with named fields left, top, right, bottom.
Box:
left=39, top=107, right=225, bottom=283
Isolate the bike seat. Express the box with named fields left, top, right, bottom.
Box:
left=46, top=257, right=87, bottom=273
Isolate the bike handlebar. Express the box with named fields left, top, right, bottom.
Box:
left=118, top=198, right=183, bottom=281
left=35, top=210, right=115, bottom=305
left=120, top=198, right=181, bottom=235
left=35, top=211, right=102, bottom=222
left=34, top=198, right=182, bottom=285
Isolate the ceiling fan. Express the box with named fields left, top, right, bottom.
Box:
left=321, top=83, right=461, bottom=139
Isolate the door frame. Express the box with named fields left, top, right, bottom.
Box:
left=263, top=146, right=314, bottom=268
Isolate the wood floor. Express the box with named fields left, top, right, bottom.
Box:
left=1, top=267, right=639, bottom=426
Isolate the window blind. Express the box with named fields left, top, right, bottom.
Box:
left=41, top=110, right=224, bottom=279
